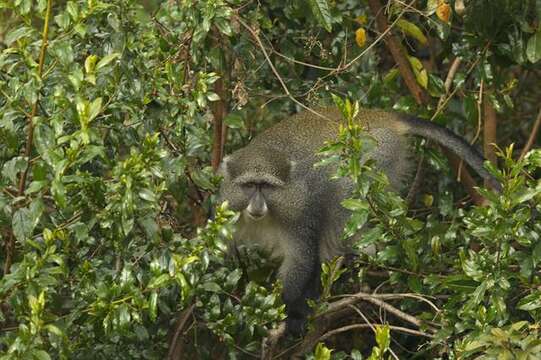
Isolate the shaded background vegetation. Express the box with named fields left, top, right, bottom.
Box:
left=1, top=0, right=540, bottom=358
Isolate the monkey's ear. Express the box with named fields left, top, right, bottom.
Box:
left=287, top=160, right=297, bottom=177
left=218, top=156, right=231, bottom=177
left=289, top=160, right=297, bottom=172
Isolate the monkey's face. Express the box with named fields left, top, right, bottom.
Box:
left=236, top=181, right=276, bottom=220
left=217, top=147, right=296, bottom=221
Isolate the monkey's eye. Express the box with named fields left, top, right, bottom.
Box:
left=259, top=182, right=275, bottom=190
left=240, top=182, right=256, bottom=189
left=240, top=182, right=257, bottom=194
left=240, top=182, right=275, bottom=193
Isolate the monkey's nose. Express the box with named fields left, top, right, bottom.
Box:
left=246, top=196, right=268, bottom=220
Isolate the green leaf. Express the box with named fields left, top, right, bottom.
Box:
left=148, top=291, right=158, bottom=320
left=148, top=274, right=170, bottom=289
left=26, top=181, right=47, bottom=194
left=314, top=342, right=332, bottom=360
left=202, top=282, right=221, bottom=292
left=383, top=68, right=400, bottom=84
left=96, top=53, right=121, bottom=70
left=2, top=156, right=27, bottom=185
left=308, top=0, right=333, bottom=32
left=463, top=95, right=479, bottom=124
left=408, top=56, right=428, bottom=89
left=138, top=188, right=156, bottom=202
left=527, top=29, right=541, bottom=63
left=397, top=19, right=428, bottom=44
left=341, top=198, right=369, bottom=211
left=54, top=12, right=71, bottom=29
left=351, top=350, right=363, bottom=360
left=375, top=324, right=391, bottom=350
left=224, top=113, right=244, bottom=129
left=517, top=291, right=541, bottom=311
left=44, top=324, right=64, bottom=337
left=66, top=1, right=79, bottom=20
left=31, top=350, right=51, bottom=360
left=51, top=178, right=67, bottom=208
left=12, top=208, right=33, bottom=241
left=29, top=198, right=45, bottom=227
left=206, top=92, right=220, bottom=101
left=88, top=98, right=102, bottom=123
left=85, top=54, right=98, bottom=74
left=5, top=26, right=34, bottom=45
left=34, top=123, right=55, bottom=158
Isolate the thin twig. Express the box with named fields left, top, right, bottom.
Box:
left=237, top=18, right=330, bottom=120
left=519, top=107, right=541, bottom=160
left=342, top=1, right=415, bottom=72
left=17, top=0, right=53, bottom=195
left=431, top=45, right=488, bottom=121
left=472, top=79, right=484, bottom=145
left=4, top=0, right=53, bottom=276
left=211, top=74, right=227, bottom=171
left=348, top=304, right=400, bottom=360
left=437, top=57, right=462, bottom=108
left=321, top=322, right=434, bottom=340
left=167, top=304, right=195, bottom=360
left=322, top=292, right=438, bottom=332
left=271, top=49, right=338, bottom=71
left=238, top=2, right=413, bottom=112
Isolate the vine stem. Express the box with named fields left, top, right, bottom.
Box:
left=4, top=0, right=53, bottom=276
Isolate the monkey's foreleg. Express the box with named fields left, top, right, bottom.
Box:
left=279, top=238, right=320, bottom=336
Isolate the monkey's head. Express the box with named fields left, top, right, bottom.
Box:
left=218, top=145, right=296, bottom=221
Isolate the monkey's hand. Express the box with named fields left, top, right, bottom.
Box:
left=285, top=316, right=307, bottom=337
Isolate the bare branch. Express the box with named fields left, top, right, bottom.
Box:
left=167, top=304, right=195, bottom=360
left=367, top=0, right=429, bottom=104
left=483, top=88, right=498, bottom=166
left=318, top=322, right=434, bottom=342
left=519, top=107, right=541, bottom=160
left=348, top=304, right=400, bottom=360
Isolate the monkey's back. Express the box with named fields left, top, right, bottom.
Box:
left=249, top=107, right=413, bottom=190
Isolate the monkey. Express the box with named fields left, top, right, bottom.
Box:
left=217, top=107, right=500, bottom=335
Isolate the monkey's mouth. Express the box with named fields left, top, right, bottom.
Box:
left=245, top=210, right=267, bottom=221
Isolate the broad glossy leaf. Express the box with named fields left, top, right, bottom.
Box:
left=308, top=0, right=332, bottom=32
left=527, top=30, right=541, bottom=63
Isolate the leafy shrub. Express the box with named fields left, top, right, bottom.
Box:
left=1, top=0, right=540, bottom=358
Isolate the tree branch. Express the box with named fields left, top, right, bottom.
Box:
left=4, top=0, right=53, bottom=276
left=167, top=304, right=195, bottom=360
left=211, top=75, right=227, bottom=171
left=286, top=290, right=438, bottom=358
left=483, top=89, right=498, bottom=165
left=519, top=107, right=541, bottom=160
left=366, top=0, right=429, bottom=105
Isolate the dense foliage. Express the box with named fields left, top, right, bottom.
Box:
left=1, top=0, right=540, bottom=359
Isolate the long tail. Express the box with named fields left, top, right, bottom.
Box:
left=397, top=115, right=501, bottom=192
